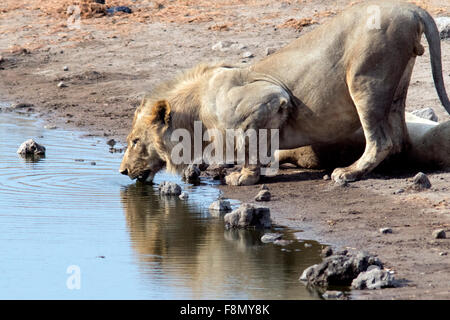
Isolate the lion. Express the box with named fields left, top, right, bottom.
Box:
left=120, top=1, right=450, bottom=185
left=275, top=113, right=450, bottom=170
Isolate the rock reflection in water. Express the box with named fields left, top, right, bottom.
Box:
left=120, top=183, right=323, bottom=299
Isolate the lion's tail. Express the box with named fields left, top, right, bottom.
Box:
left=417, top=8, right=450, bottom=115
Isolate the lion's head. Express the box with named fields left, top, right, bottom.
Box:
left=119, top=99, right=172, bottom=183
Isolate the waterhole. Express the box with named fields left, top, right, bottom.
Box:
left=0, top=112, right=324, bottom=299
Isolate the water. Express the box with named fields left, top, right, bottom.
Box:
left=0, top=112, right=323, bottom=299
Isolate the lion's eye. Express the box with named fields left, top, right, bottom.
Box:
left=132, top=138, right=139, bottom=146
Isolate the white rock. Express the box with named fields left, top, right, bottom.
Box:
left=242, top=51, right=254, bottom=59
left=411, top=107, right=438, bottom=122
left=209, top=200, right=232, bottom=213
left=211, top=41, right=234, bottom=51
left=179, top=192, right=189, bottom=200
left=435, top=17, right=450, bottom=39
left=158, top=181, right=182, bottom=196
left=17, top=139, right=46, bottom=156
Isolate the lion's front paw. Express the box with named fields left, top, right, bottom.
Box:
left=331, top=167, right=359, bottom=185
left=225, top=170, right=260, bottom=186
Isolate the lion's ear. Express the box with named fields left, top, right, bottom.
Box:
left=148, top=100, right=171, bottom=126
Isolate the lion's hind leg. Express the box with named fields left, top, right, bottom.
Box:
left=331, top=85, right=397, bottom=184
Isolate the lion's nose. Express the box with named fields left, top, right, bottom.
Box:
left=120, top=168, right=128, bottom=176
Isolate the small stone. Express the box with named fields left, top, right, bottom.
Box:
left=435, top=17, right=450, bottom=39
left=321, top=246, right=333, bottom=257
left=255, top=189, right=271, bottom=201
left=323, top=174, right=331, bottom=181
left=432, top=229, right=446, bottom=239
left=439, top=252, right=448, bottom=256
left=322, top=291, right=344, bottom=299
left=242, top=51, right=254, bottom=59
left=90, top=161, right=96, bottom=166
left=393, top=188, right=405, bottom=195
left=379, top=228, right=393, bottom=234
left=261, top=233, right=283, bottom=243
left=106, top=139, right=116, bottom=147
left=63, top=66, right=69, bottom=71
left=57, top=81, right=67, bottom=88
left=209, top=199, right=232, bottom=213
left=179, top=192, right=189, bottom=200
left=12, top=102, right=34, bottom=109
left=411, top=107, right=438, bottom=122
left=224, top=203, right=271, bottom=229
left=17, top=139, right=46, bottom=156
left=182, top=164, right=201, bottom=184
left=211, top=41, right=233, bottom=51
left=304, top=243, right=312, bottom=248
left=44, top=125, right=57, bottom=130
left=158, top=181, right=182, bottom=196
left=410, top=172, right=431, bottom=191
left=265, top=47, right=276, bottom=56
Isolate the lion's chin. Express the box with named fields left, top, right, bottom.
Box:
left=137, top=170, right=154, bottom=184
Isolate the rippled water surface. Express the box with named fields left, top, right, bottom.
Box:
left=0, top=113, right=323, bottom=299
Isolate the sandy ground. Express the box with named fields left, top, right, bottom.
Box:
left=1, top=0, right=449, bottom=299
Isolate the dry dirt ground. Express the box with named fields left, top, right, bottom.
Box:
left=1, top=0, right=449, bottom=299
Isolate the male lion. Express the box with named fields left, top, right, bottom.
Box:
left=120, top=1, right=450, bottom=185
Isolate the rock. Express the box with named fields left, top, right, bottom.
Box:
left=182, top=164, right=201, bottom=184
left=300, top=250, right=383, bottom=287
left=224, top=203, right=271, bottom=229
left=17, top=139, right=46, bottom=156
left=411, top=107, right=438, bottom=122
left=106, top=139, right=116, bottom=147
left=255, top=189, right=271, bottom=201
left=211, top=41, right=234, bottom=51
left=260, top=184, right=269, bottom=190
left=379, top=228, right=393, bottom=234
left=57, top=81, right=67, bottom=88
left=435, top=17, right=450, bottom=39
left=410, top=172, right=432, bottom=190
left=321, top=247, right=333, bottom=257
left=209, top=199, right=232, bottom=213
left=12, top=102, right=34, bottom=109
left=432, top=229, right=446, bottom=239
left=90, top=161, right=96, bottom=166
left=179, top=192, right=189, bottom=200
left=323, top=174, right=331, bottom=181
left=198, top=163, right=209, bottom=171
left=322, top=291, right=344, bottom=299
left=304, top=243, right=312, bottom=248
left=158, top=181, right=182, bottom=196
left=351, top=267, right=396, bottom=290
left=265, top=47, right=277, bottom=56
left=439, top=252, right=448, bottom=256
left=393, top=188, right=405, bottom=195
left=261, top=233, right=283, bottom=243
left=242, top=51, right=254, bottom=59
left=44, top=125, right=57, bottom=130
left=106, top=6, right=132, bottom=15
left=63, top=66, right=69, bottom=71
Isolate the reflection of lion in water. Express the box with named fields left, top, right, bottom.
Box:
left=120, top=1, right=450, bottom=186
left=119, top=184, right=322, bottom=299
left=276, top=114, right=450, bottom=170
